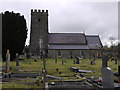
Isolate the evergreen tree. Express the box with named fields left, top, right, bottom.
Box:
left=2, top=11, right=27, bottom=61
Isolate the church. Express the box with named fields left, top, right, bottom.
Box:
left=29, top=9, right=103, bottom=59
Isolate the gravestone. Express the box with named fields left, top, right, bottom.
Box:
left=35, top=76, right=39, bottom=86
left=59, top=72, right=62, bottom=75
left=24, top=53, right=26, bottom=63
left=111, top=57, right=114, bottom=61
left=73, top=60, right=75, bottom=64
left=76, top=59, right=79, bottom=64
left=27, top=53, right=31, bottom=64
left=118, top=65, right=120, bottom=75
left=91, top=55, right=95, bottom=65
left=5, top=49, right=10, bottom=73
left=102, top=67, right=114, bottom=88
left=64, top=60, right=66, bottom=63
left=62, top=60, right=64, bottom=65
left=102, top=55, right=114, bottom=88
left=76, top=57, right=80, bottom=64
left=34, top=58, right=37, bottom=62
left=29, top=59, right=31, bottom=64
left=115, top=58, right=117, bottom=64
left=102, top=55, right=109, bottom=67
left=15, top=53, right=19, bottom=69
left=56, top=69, right=59, bottom=72
left=8, top=72, right=11, bottom=79
left=55, top=58, right=57, bottom=63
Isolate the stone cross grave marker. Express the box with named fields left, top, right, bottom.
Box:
left=102, top=55, right=114, bottom=88
left=15, top=53, right=19, bottom=69
left=6, top=49, right=10, bottom=73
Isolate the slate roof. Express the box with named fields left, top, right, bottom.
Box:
left=48, top=33, right=103, bottom=50
left=49, top=45, right=89, bottom=50
left=86, top=35, right=103, bottom=49
left=48, top=33, right=86, bottom=44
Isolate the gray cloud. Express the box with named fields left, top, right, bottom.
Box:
left=0, top=1, right=118, bottom=46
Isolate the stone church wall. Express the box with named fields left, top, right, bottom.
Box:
left=48, top=49, right=102, bottom=59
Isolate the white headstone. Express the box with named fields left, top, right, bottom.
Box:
left=102, top=67, right=114, bottom=88
left=45, top=82, right=49, bottom=90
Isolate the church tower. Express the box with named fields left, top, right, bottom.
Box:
left=30, top=9, right=48, bottom=56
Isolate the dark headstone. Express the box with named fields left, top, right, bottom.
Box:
left=102, top=55, right=109, bottom=68
left=76, top=59, right=79, bottom=64
left=62, top=60, right=64, bottom=65
left=9, top=67, right=12, bottom=70
left=59, top=72, right=62, bottom=75
left=34, top=59, right=37, bottom=62
left=8, top=72, right=11, bottom=79
left=16, top=53, right=19, bottom=67
left=55, top=58, right=57, bottom=63
left=27, top=54, right=30, bottom=59
left=64, top=60, right=66, bottom=63
left=56, top=69, right=59, bottom=72
left=73, top=60, right=75, bottom=64
left=91, top=61, right=93, bottom=65
left=35, top=76, right=39, bottom=86
left=118, top=66, right=120, bottom=75
left=111, top=57, right=114, bottom=61
left=24, top=53, right=27, bottom=63
left=70, top=67, right=79, bottom=73
left=91, top=58, right=95, bottom=65
left=115, top=58, right=117, bottom=64
left=29, top=59, right=31, bottom=64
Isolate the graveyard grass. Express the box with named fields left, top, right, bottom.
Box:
left=2, top=58, right=119, bottom=88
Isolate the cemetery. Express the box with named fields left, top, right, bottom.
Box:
left=0, top=7, right=119, bottom=89
left=1, top=55, right=120, bottom=89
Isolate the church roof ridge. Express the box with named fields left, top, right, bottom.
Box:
left=49, top=32, right=85, bottom=35
left=86, top=35, right=99, bottom=37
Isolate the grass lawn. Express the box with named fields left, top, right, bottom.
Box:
left=2, top=58, right=120, bottom=88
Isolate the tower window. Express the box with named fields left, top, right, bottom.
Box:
left=38, top=18, right=40, bottom=22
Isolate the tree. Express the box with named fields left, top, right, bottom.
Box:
left=2, top=11, right=27, bottom=61
left=109, top=37, right=116, bottom=48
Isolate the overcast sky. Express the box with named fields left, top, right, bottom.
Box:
left=0, top=0, right=118, bottom=46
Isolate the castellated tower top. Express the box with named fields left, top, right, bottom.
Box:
left=30, top=9, right=49, bottom=56
left=31, top=9, right=48, bottom=14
